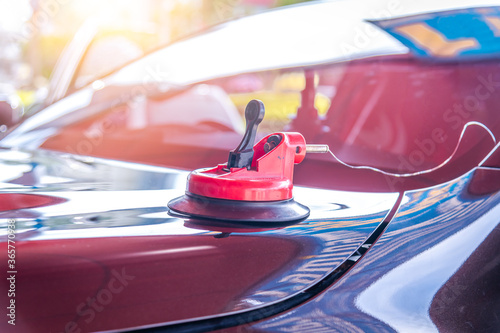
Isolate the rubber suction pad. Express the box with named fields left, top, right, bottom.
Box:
left=168, top=193, right=310, bottom=224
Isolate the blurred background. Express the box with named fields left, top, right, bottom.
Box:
left=0, top=0, right=312, bottom=113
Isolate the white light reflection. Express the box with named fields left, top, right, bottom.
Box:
left=0, top=150, right=32, bottom=161
left=294, top=187, right=399, bottom=220
left=0, top=164, right=32, bottom=183
left=122, top=245, right=216, bottom=258
left=356, top=199, right=500, bottom=332
left=31, top=189, right=183, bottom=217
left=24, top=219, right=204, bottom=241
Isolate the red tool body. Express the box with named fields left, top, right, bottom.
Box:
left=187, top=132, right=306, bottom=201
left=168, top=100, right=310, bottom=224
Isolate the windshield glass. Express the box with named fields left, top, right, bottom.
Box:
left=2, top=0, right=500, bottom=193
left=106, top=1, right=407, bottom=87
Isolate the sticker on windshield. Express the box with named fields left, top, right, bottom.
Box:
left=369, top=6, right=500, bottom=60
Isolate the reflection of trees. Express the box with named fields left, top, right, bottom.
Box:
left=21, top=0, right=314, bottom=84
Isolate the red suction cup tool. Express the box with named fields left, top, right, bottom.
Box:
left=168, top=100, right=310, bottom=224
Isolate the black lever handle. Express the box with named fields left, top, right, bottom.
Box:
left=227, top=99, right=265, bottom=169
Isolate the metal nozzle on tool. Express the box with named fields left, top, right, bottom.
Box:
left=306, top=144, right=329, bottom=153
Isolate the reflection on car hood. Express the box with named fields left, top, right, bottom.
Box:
left=0, top=148, right=399, bottom=332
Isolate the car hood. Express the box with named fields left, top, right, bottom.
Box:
left=0, top=148, right=400, bottom=332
